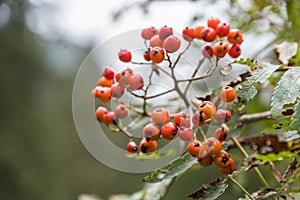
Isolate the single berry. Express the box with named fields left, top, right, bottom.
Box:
left=111, top=83, right=125, bottom=98
left=98, top=76, right=114, bottom=87
left=141, top=26, right=158, bottom=40
left=201, top=27, right=217, bottom=42
left=220, top=85, right=236, bottom=102
left=163, top=35, right=181, bottom=53
left=95, top=106, right=108, bottom=122
left=177, top=127, right=194, bottom=142
left=103, top=111, right=115, bottom=125
left=218, top=158, right=235, bottom=174
left=198, top=101, right=216, bottom=119
left=102, top=66, right=115, bottom=80
left=194, top=25, right=205, bottom=39
left=158, top=26, right=173, bottom=41
left=182, top=26, right=196, bottom=42
left=114, top=104, right=128, bottom=119
left=202, top=44, right=214, bottom=58
left=161, top=122, right=177, bottom=140
left=214, top=127, right=229, bottom=142
left=213, top=41, right=229, bottom=58
left=143, top=50, right=151, bottom=61
left=192, top=111, right=207, bottom=127
left=150, top=47, right=165, bottom=64
left=216, top=22, right=230, bottom=37
left=118, top=49, right=132, bottom=62
left=198, top=154, right=213, bottom=167
left=151, top=108, right=170, bottom=127
left=126, top=141, right=138, bottom=153
left=150, top=34, right=163, bottom=48
left=227, top=29, right=243, bottom=44
left=205, top=137, right=222, bottom=156
left=139, top=138, right=157, bottom=153
left=142, top=123, right=161, bottom=141
left=127, top=74, right=144, bottom=90
left=116, top=68, right=133, bottom=85
left=207, top=17, right=221, bottom=29
left=174, top=112, right=190, bottom=128
left=214, top=150, right=230, bottom=168
left=187, top=140, right=203, bottom=157
left=92, top=86, right=112, bottom=103
left=214, top=109, right=232, bottom=123
left=228, top=43, right=241, bottom=58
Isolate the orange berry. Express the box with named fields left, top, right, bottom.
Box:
left=198, top=101, right=216, bottom=119
left=220, top=85, right=236, bottom=102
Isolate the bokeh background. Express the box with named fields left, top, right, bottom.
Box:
left=1, top=0, right=299, bottom=199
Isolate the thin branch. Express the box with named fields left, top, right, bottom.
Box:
left=240, top=111, right=273, bottom=123
left=172, top=42, right=192, bottom=69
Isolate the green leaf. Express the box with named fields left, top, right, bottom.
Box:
left=291, top=102, right=300, bottom=131
left=231, top=58, right=258, bottom=69
left=238, top=63, right=281, bottom=100
left=275, top=41, right=298, bottom=64
left=253, top=150, right=298, bottom=164
left=187, top=177, right=228, bottom=200
left=271, top=67, right=300, bottom=116
left=143, top=153, right=197, bottom=183
left=109, top=179, right=172, bottom=200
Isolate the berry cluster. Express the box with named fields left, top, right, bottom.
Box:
left=95, top=104, right=129, bottom=125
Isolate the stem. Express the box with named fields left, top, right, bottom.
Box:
left=228, top=175, right=254, bottom=200
left=239, top=111, right=273, bottom=123
left=198, top=127, right=207, bottom=140
left=172, top=42, right=192, bottom=69
left=142, top=68, right=154, bottom=115
left=231, top=136, right=270, bottom=188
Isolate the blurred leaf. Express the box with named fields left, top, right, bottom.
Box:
left=280, top=130, right=300, bottom=142
left=253, top=151, right=298, bottom=164
left=238, top=189, right=278, bottom=200
left=125, top=149, right=176, bottom=160
left=231, top=58, right=258, bottom=69
left=291, top=102, right=300, bottom=131
left=143, top=153, right=197, bottom=183
left=275, top=41, right=298, bottom=64
left=187, top=177, right=228, bottom=200
left=109, top=179, right=172, bottom=200
left=271, top=67, right=300, bottom=116
left=78, top=194, right=103, bottom=200
left=220, top=63, right=233, bottom=76
left=238, top=63, right=281, bottom=100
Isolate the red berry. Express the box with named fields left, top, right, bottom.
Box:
left=116, top=68, right=133, bottom=85
left=92, top=86, right=112, bottom=103
left=142, top=123, right=161, bottom=141
left=127, top=74, right=144, bottom=90
left=187, top=140, right=203, bottom=157
left=214, top=127, right=229, bottom=142
left=158, top=26, right=173, bottom=41
left=195, top=25, right=205, bottom=39
left=192, top=111, right=207, bottom=127
left=207, top=17, right=220, bottom=29
left=216, top=22, right=230, bottom=37
left=139, top=138, right=157, bottom=153
left=102, top=66, right=115, bottom=80
left=141, top=26, right=158, bottom=40
left=227, top=29, right=243, bottom=44
left=220, top=85, right=236, bottom=103
left=111, top=83, right=125, bottom=98
left=205, top=137, right=222, bottom=156
left=198, top=154, right=213, bottom=167
left=214, top=109, right=232, bottom=123
left=197, top=101, right=216, bottom=119
left=103, top=111, right=115, bottom=125
left=214, top=150, right=230, bottom=168
left=161, top=122, right=177, bottom=140
left=95, top=106, right=108, bottom=122
left=150, top=35, right=163, bottom=48
left=163, top=35, right=181, bottom=53
left=114, top=104, right=128, bottom=119
left=126, top=141, right=138, bottom=153
left=218, top=158, right=235, bottom=174
left=98, top=76, right=114, bottom=88
left=182, top=26, right=196, bottom=42
left=174, top=112, right=190, bottom=128
left=213, top=41, right=229, bottom=58
left=201, top=27, right=217, bottom=42
left=201, top=44, right=214, bottom=58
left=177, top=127, right=194, bottom=142
left=228, top=43, right=241, bottom=58
left=143, top=50, right=151, bottom=61
left=150, top=47, right=165, bottom=64
left=151, top=108, right=170, bottom=127
left=118, top=49, right=132, bottom=62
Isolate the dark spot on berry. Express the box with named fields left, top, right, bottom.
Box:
left=222, top=156, right=229, bottom=163
left=112, top=118, right=119, bottom=126
left=141, top=145, right=148, bottom=153
left=171, top=129, right=177, bottom=136
left=194, top=141, right=200, bottom=147
left=132, top=146, right=138, bottom=152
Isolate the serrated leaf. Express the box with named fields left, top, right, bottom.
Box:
left=271, top=67, right=300, bottom=116
left=231, top=58, right=258, bottom=69
left=275, top=41, right=298, bottom=64
left=291, top=102, right=300, bottom=131
left=187, top=177, right=228, bottom=200
left=143, top=153, right=197, bottom=183
left=109, top=179, right=172, bottom=200
left=238, top=63, right=280, bottom=100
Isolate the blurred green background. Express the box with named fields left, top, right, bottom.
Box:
left=0, top=0, right=299, bottom=200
